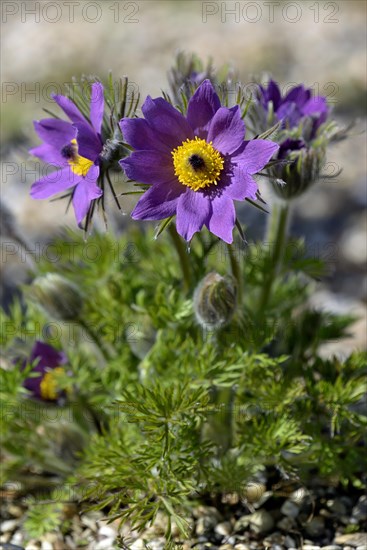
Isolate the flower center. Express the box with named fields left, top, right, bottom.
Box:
left=40, top=367, right=65, bottom=400
left=63, top=139, right=94, bottom=177
left=172, top=137, right=224, bottom=191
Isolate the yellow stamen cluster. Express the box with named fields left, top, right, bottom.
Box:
left=172, top=137, right=224, bottom=191
left=68, top=139, right=94, bottom=177
left=40, top=367, right=65, bottom=400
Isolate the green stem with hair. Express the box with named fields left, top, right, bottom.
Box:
left=227, top=244, right=242, bottom=304
left=259, top=202, right=290, bottom=313
left=168, top=224, right=192, bottom=292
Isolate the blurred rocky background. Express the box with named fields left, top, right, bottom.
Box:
left=1, top=0, right=366, bottom=353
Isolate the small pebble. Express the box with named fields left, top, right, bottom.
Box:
left=277, top=516, right=295, bottom=531
left=304, top=516, right=325, bottom=537
left=196, top=515, right=217, bottom=536
left=326, top=499, right=347, bottom=516
left=215, top=522, right=232, bottom=537
left=281, top=500, right=300, bottom=518
left=98, top=525, right=117, bottom=539
left=248, top=510, right=274, bottom=534
left=7, top=506, right=23, bottom=518
left=352, top=495, right=367, bottom=522
left=334, top=533, right=367, bottom=546
left=234, top=515, right=251, bottom=532
left=0, top=521, right=19, bottom=534
left=284, top=536, right=296, bottom=548
left=94, top=538, right=116, bottom=550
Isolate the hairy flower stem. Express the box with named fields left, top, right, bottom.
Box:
left=78, top=319, right=112, bottom=361
left=259, top=202, right=291, bottom=313
left=227, top=244, right=242, bottom=304
left=168, top=225, right=192, bottom=292
left=206, top=386, right=234, bottom=455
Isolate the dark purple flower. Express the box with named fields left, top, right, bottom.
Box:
left=120, top=80, right=279, bottom=243
left=22, top=341, right=68, bottom=402
left=29, top=83, right=104, bottom=225
left=259, top=79, right=329, bottom=136
left=277, top=138, right=305, bottom=160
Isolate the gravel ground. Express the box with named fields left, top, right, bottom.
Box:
left=1, top=483, right=366, bottom=549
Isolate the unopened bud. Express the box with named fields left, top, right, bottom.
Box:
left=272, top=142, right=325, bottom=200
left=30, top=273, right=83, bottom=321
left=194, top=272, right=237, bottom=330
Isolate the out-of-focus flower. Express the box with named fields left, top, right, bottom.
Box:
left=120, top=80, right=279, bottom=243
left=22, top=341, right=68, bottom=402
left=258, top=79, right=329, bottom=137
left=251, top=78, right=344, bottom=199
left=194, top=272, right=237, bottom=330
left=29, top=83, right=104, bottom=225
left=167, top=52, right=216, bottom=105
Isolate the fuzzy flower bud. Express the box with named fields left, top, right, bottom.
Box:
left=194, top=272, right=237, bottom=330
left=272, top=139, right=326, bottom=200
left=30, top=273, right=84, bottom=321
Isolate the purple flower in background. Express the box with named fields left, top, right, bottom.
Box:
left=277, top=138, right=305, bottom=160
left=120, top=80, right=279, bottom=243
left=259, top=79, right=329, bottom=136
left=22, top=341, right=68, bottom=402
left=29, top=83, right=104, bottom=225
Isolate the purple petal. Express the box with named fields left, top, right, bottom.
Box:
left=283, top=85, right=311, bottom=109
left=52, top=93, right=88, bottom=125
left=176, top=190, right=211, bottom=241
left=207, top=195, right=235, bottom=244
left=301, top=96, right=329, bottom=117
left=73, top=122, right=102, bottom=161
left=187, top=79, right=221, bottom=136
left=29, top=143, right=67, bottom=167
left=34, top=119, right=76, bottom=149
left=132, top=179, right=184, bottom=220
left=72, top=166, right=102, bottom=225
left=120, top=151, right=174, bottom=185
left=207, top=106, right=245, bottom=155
left=260, top=80, right=282, bottom=110
left=30, top=341, right=67, bottom=369
left=278, top=138, right=305, bottom=160
left=233, top=139, right=279, bottom=174
left=222, top=167, right=258, bottom=201
left=276, top=102, right=302, bottom=127
left=90, top=82, right=104, bottom=135
left=120, top=118, right=171, bottom=153
left=142, top=96, right=194, bottom=147
left=30, top=167, right=81, bottom=199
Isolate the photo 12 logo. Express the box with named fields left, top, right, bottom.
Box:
left=1, top=1, right=139, bottom=24
left=202, top=2, right=340, bottom=24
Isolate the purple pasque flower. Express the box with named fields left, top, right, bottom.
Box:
left=22, top=341, right=68, bottom=402
left=277, top=138, right=305, bottom=160
left=259, top=79, right=329, bottom=137
left=30, top=83, right=104, bottom=225
left=120, top=80, right=279, bottom=243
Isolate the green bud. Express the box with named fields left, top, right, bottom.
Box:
left=30, top=273, right=84, bottom=321
left=194, top=272, right=237, bottom=330
left=272, top=146, right=326, bottom=200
